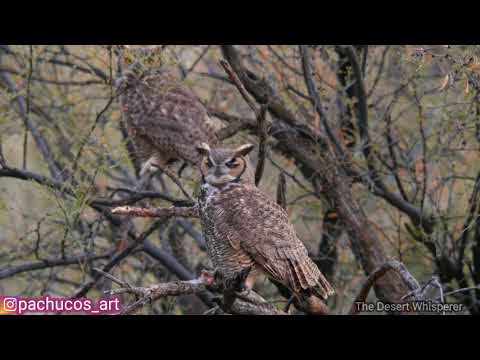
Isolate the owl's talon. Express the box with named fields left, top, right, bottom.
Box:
left=284, top=295, right=295, bottom=313
left=199, top=270, right=216, bottom=286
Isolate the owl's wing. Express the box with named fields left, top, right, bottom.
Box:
left=212, top=185, right=334, bottom=299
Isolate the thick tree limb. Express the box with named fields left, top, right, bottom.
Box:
left=349, top=259, right=421, bottom=315
left=96, top=269, right=286, bottom=315
left=299, top=45, right=346, bottom=158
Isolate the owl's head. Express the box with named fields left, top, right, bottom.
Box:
left=118, top=45, right=170, bottom=75
left=196, top=143, right=255, bottom=187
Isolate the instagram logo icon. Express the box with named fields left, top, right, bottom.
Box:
left=0, top=297, right=18, bottom=315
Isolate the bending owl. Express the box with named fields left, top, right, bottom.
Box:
left=196, top=143, right=335, bottom=314
left=116, top=46, right=219, bottom=179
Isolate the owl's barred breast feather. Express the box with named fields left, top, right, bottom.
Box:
left=118, top=68, right=219, bottom=166
left=199, top=182, right=334, bottom=300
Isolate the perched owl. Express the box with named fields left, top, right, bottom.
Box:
left=116, top=46, right=219, bottom=179
left=196, top=143, right=334, bottom=314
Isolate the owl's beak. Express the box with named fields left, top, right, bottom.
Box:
left=205, top=174, right=236, bottom=186
left=213, top=167, right=226, bottom=178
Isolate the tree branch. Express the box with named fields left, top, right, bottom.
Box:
left=0, top=251, right=115, bottom=280
left=111, top=205, right=199, bottom=219
left=255, top=104, right=268, bottom=186
left=96, top=268, right=286, bottom=315
left=349, top=260, right=421, bottom=315
left=0, top=45, right=64, bottom=181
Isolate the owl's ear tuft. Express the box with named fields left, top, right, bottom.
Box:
left=234, top=144, right=255, bottom=157
left=196, top=143, right=211, bottom=156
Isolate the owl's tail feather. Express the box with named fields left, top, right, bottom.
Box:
left=283, top=248, right=335, bottom=300
left=313, top=270, right=335, bottom=300
left=297, top=256, right=335, bottom=300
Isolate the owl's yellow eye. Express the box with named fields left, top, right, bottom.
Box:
left=226, top=158, right=240, bottom=169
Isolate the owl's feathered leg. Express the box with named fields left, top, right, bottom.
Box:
left=139, top=156, right=159, bottom=177
left=222, top=267, right=252, bottom=311
left=134, top=156, right=160, bottom=192
left=136, top=157, right=190, bottom=200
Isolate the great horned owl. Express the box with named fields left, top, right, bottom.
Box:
left=116, top=46, right=219, bottom=180
left=196, top=143, right=334, bottom=314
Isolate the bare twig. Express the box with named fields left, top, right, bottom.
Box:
left=160, top=167, right=195, bottom=203
left=72, top=221, right=161, bottom=299
left=111, top=205, right=199, bottom=219
left=219, top=59, right=259, bottom=116
left=385, top=110, right=410, bottom=202
left=0, top=251, right=114, bottom=280
left=336, top=45, right=435, bottom=234
left=209, top=108, right=258, bottom=140
left=276, top=171, right=287, bottom=210
left=457, top=172, right=480, bottom=268
left=437, top=286, right=480, bottom=300
left=0, top=47, right=64, bottom=181
left=184, top=46, right=211, bottom=79
left=100, top=188, right=194, bottom=207
left=367, top=46, right=390, bottom=98
left=255, top=104, right=269, bottom=186
left=71, top=94, right=117, bottom=177
left=299, top=45, right=345, bottom=158
left=93, top=267, right=135, bottom=289
left=23, top=45, right=34, bottom=170
left=0, top=141, right=5, bottom=168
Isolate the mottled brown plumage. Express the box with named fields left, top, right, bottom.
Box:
left=117, top=47, right=218, bottom=176
left=197, top=143, right=334, bottom=312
